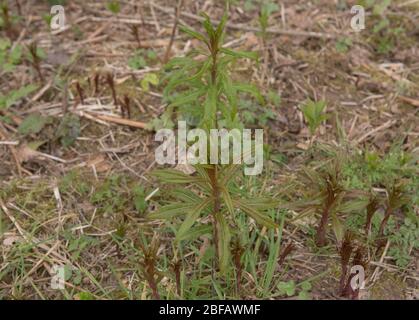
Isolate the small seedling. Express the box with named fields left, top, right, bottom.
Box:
left=258, top=1, right=278, bottom=40
left=171, top=258, right=182, bottom=296
left=0, top=84, right=37, bottom=111
left=139, top=236, right=162, bottom=300
left=376, top=181, right=409, bottom=246
left=257, top=1, right=278, bottom=83
left=0, top=37, right=22, bottom=74
left=335, top=37, right=353, bottom=53
left=339, top=233, right=354, bottom=294
left=106, top=72, right=118, bottom=107
left=301, top=99, right=328, bottom=139
left=365, top=194, right=379, bottom=235
left=231, top=239, right=245, bottom=295
left=292, top=156, right=357, bottom=247
left=90, top=73, right=100, bottom=96
left=0, top=3, right=18, bottom=39
left=120, top=94, right=131, bottom=119
left=277, top=242, right=294, bottom=267
left=75, top=81, right=84, bottom=105
left=130, top=25, right=141, bottom=48
left=27, top=42, right=45, bottom=82
left=107, top=1, right=120, bottom=14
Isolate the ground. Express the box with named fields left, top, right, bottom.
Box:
left=0, top=0, right=418, bottom=300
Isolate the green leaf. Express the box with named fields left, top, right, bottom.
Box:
left=176, top=198, right=212, bottom=241
left=107, top=1, right=120, bottom=14
left=151, top=169, right=202, bottom=184
left=220, top=164, right=241, bottom=185
left=133, top=186, right=147, bottom=214
left=0, top=84, right=38, bottom=110
left=234, top=199, right=278, bottom=228
left=149, top=203, right=195, bottom=220
left=233, top=83, right=265, bottom=105
left=215, top=14, right=228, bottom=38
left=298, top=290, right=311, bottom=300
left=331, top=213, right=345, bottom=242
left=179, top=25, right=208, bottom=44
left=221, top=187, right=235, bottom=216
left=171, top=188, right=202, bottom=203
left=301, top=99, right=328, bottom=135
left=300, top=281, right=312, bottom=291
left=220, top=47, right=258, bottom=61
left=56, top=113, right=80, bottom=147
left=176, top=225, right=212, bottom=242
left=0, top=38, right=11, bottom=51
left=239, top=198, right=281, bottom=211
left=373, top=0, right=391, bottom=15
left=9, top=45, right=22, bottom=64
left=278, top=280, right=296, bottom=296
left=128, top=54, right=146, bottom=70
left=18, top=113, right=49, bottom=135
left=193, top=165, right=211, bottom=183
left=140, top=73, right=159, bottom=91
left=200, top=13, right=216, bottom=42
left=76, top=292, right=95, bottom=300
left=169, top=88, right=206, bottom=108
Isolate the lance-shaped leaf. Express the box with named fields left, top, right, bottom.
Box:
left=163, top=60, right=209, bottom=96
left=221, top=74, right=238, bottom=119
left=233, top=83, right=265, bottom=105
left=220, top=47, right=258, bottom=61
left=194, top=165, right=212, bottom=183
left=238, top=198, right=281, bottom=211
left=148, top=202, right=194, bottom=220
left=220, top=164, right=241, bottom=185
left=331, top=213, right=345, bottom=243
left=176, top=225, right=212, bottom=242
left=151, top=169, right=202, bottom=184
left=171, top=188, right=202, bottom=203
left=200, top=13, right=216, bottom=42
left=233, top=199, right=278, bottom=228
left=214, top=211, right=231, bottom=273
left=169, top=88, right=206, bottom=108
left=221, top=187, right=235, bottom=216
left=179, top=25, right=208, bottom=44
left=176, top=197, right=212, bottom=241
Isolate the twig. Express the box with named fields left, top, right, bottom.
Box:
left=0, top=124, right=22, bottom=176
left=398, top=95, right=419, bottom=107
left=355, top=120, right=397, bottom=145
left=163, top=0, right=183, bottom=63
left=84, top=112, right=147, bottom=129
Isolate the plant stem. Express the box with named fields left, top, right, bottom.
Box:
left=315, top=204, right=331, bottom=247
left=207, top=40, right=221, bottom=268
left=378, top=206, right=392, bottom=239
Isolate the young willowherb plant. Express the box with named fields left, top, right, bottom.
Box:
left=139, top=235, right=162, bottom=300
left=376, top=181, right=409, bottom=249
left=27, top=42, right=45, bottom=82
left=292, top=155, right=370, bottom=247
left=149, top=14, right=278, bottom=274
left=300, top=99, right=328, bottom=144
